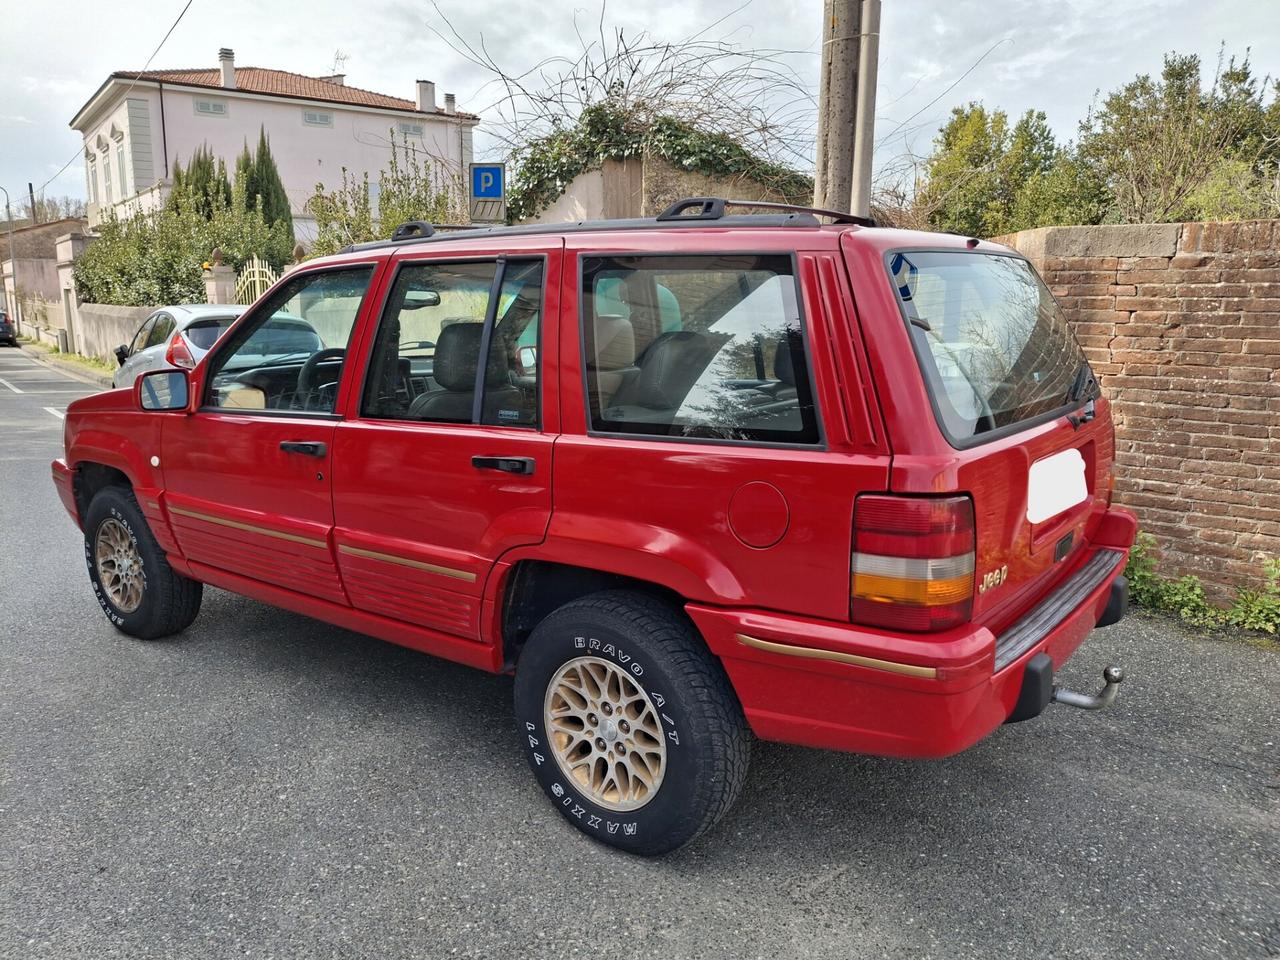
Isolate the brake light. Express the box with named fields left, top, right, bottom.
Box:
left=851, top=495, right=975, bottom=632
left=165, top=333, right=194, bottom=369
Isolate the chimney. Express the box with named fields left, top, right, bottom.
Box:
left=415, top=80, right=436, bottom=112
left=218, top=48, right=236, bottom=89
left=444, top=92, right=456, bottom=115
left=318, top=74, right=345, bottom=85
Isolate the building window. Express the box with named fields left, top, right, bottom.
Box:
left=103, top=152, right=113, bottom=203
left=195, top=98, right=228, bottom=117
left=398, top=121, right=424, bottom=137
left=115, top=141, right=128, bottom=197
left=303, top=109, right=333, bottom=127
left=87, top=157, right=99, bottom=205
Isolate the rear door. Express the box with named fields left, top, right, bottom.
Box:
left=330, top=237, right=561, bottom=640
left=845, top=237, right=1114, bottom=629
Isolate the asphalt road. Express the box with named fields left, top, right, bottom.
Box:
left=1, top=345, right=1277, bottom=960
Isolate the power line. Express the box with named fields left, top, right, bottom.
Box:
left=34, top=0, right=197, bottom=198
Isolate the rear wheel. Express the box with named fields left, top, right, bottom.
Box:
left=83, top=486, right=202, bottom=639
left=513, top=590, right=750, bottom=855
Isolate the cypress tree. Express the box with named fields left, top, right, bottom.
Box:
left=245, top=127, right=294, bottom=241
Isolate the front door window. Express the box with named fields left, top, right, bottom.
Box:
left=206, top=267, right=375, bottom=413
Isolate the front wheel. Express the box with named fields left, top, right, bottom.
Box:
left=83, top=486, right=203, bottom=639
left=513, top=590, right=750, bottom=856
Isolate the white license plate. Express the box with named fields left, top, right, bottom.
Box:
left=1027, top=448, right=1087, bottom=523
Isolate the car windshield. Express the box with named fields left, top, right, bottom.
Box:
left=887, top=250, right=1091, bottom=443
left=184, top=317, right=238, bottom=350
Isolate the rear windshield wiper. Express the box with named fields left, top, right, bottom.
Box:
left=1066, top=361, right=1098, bottom=403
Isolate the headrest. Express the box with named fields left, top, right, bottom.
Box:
left=633, top=331, right=713, bottom=409
left=592, top=314, right=636, bottom=371
left=774, top=335, right=796, bottom=386
left=433, top=323, right=509, bottom=392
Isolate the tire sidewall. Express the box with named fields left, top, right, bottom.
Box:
left=83, top=489, right=159, bottom=635
left=514, top=605, right=705, bottom=855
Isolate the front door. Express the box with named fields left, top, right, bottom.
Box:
left=331, top=241, right=561, bottom=640
left=160, top=264, right=381, bottom=604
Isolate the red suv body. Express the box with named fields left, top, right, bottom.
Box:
left=53, top=202, right=1135, bottom=854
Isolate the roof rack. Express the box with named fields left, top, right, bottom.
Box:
left=343, top=195, right=874, bottom=254
left=656, top=197, right=877, bottom=227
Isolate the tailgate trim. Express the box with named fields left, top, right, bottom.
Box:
left=994, top=548, right=1124, bottom=671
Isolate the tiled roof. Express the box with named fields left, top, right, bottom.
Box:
left=110, top=67, right=478, bottom=119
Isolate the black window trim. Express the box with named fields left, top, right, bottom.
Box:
left=353, top=253, right=548, bottom=432
left=882, top=246, right=1094, bottom=451
left=197, top=261, right=380, bottom=419
left=576, top=249, right=827, bottom=451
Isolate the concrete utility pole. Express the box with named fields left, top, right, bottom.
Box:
left=813, top=0, right=861, bottom=212
left=850, top=0, right=880, bottom=219
left=28, top=182, right=39, bottom=224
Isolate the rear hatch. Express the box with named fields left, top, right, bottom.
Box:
left=860, top=243, right=1114, bottom=631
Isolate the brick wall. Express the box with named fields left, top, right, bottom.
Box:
left=993, top=221, right=1280, bottom=597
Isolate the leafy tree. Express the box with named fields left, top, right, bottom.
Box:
left=1076, top=52, right=1276, bottom=222
left=74, top=178, right=292, bottom=306
left=918, top=104, right=1071, bottom=236
left=305, top=134, right=464, bottom=256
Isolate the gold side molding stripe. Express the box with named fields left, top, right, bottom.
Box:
left=735, top=633, right=938, bottom=679
left=338, top=544, right=476, bottom=583
left=168, top=505, right=328, bottom=550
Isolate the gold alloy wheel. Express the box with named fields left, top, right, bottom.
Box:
left=544, top=656, right=668, bottom=812
left=95, top=517, right=144, bottom=614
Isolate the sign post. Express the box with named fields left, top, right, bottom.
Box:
left=469, top=163, right=507, bottom=224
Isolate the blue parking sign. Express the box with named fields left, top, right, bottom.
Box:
left=471, top=164, right=504, bottom=199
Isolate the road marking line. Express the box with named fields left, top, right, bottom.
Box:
left=0, top=378, right=24, bottom=393
left=44, top=407, right=66, bottom=420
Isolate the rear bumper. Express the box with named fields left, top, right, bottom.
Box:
left=688, top=509, right=1136, bottom=759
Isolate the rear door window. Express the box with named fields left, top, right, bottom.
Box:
left=887, top=250, right=1091, bottom=444
left=580, top=254, right=818, bottom=444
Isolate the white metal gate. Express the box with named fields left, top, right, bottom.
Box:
left=235, top=256, right=280, bottom=303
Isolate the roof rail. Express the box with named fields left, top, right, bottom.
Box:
left=656, top=197, right=877, bottom=228
left=390, top=220, right=435, bottom=242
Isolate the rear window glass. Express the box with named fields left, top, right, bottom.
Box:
left=581, top=254, right=818, bottom=445
left=185, top=317, right=237, bottom=349
left=887, top=251, right=1089, bottom=444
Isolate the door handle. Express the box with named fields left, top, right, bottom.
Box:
left=472, top=456, right=535, bottom=475
left=280, top=440, right=327, bottom=457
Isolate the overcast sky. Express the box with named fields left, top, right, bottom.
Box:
left=2, top=0, right=1278, bottom=207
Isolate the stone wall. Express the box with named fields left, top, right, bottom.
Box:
left=76, top=303, right=155, bottom=363
left=528, top=154, right=797, bottom=224
left=993, top=220, right=1280, bottom=596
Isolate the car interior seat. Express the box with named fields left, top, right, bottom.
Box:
left=408, top=323, right=521, bottom=423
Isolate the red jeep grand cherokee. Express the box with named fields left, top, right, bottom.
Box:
left=52, top=198, right=1135, bottom=855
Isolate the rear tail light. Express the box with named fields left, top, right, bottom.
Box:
left=165, top=333, right=195, bottom=369
left=851, top=495, right=975, bottom=632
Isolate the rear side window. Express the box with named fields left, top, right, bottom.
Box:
left=887, top=251, right=1090, bottom=444
left=581, top=255, right=818, bottom=444
left=146, top=314, right=176, bottom=348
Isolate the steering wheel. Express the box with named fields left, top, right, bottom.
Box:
left=296, top=348, right=346, bottom=408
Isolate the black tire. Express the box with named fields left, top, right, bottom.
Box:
left=513, top=589, right=750, bottom=856
left=83, top=485, right=203, bottom=640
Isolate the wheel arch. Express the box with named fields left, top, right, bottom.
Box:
left=498, top=559, right=693, bottom=670
left=72, top=460, right=133, bottom=522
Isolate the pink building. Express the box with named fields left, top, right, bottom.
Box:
left=69, top=49, right=479, bottom=240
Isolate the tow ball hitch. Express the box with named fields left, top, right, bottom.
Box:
left=1052, top=666, right=1125, bottom=711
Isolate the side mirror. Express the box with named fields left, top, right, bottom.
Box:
left=114, top=344, right=130, bottom=367
left=517, top=345, right=537, bottom=372
left=136, top=369, right=190, bottom=411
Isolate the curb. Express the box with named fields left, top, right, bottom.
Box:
left=18, top=343, right=114, bottom=389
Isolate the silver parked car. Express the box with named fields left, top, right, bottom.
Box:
left=113, top=305, right=248, bottom=388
